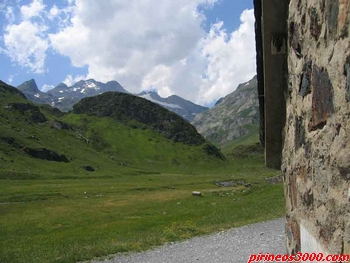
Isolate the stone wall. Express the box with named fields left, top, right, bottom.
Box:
left=282, top=0, right=350, bottom=255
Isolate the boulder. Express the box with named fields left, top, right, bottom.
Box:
left=23, top=147, right=69, bottom=162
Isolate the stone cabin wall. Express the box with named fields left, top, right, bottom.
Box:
left=283, top=0, right=350, bottom=255
left=256, top=0, right=350, bottom=256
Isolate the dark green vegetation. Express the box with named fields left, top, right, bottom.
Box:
left=73, top=92, right=207, bottom=147
left=0, top=81, right=284, bottom=263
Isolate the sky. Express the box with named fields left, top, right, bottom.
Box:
left=0, top=0, right=256, bottom=106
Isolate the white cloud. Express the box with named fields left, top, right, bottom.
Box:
left=0, top=1, right=10, bottom=12
left=197, top=9, right=256, bottom=104
left=138, top=9, right=256, bottom=105
left=47, top=3, right=75, bottom=29
left=62, top=74, right=86, bottom=86
left=49, top=5, right=59, bottom=18
left=20, top=0, right=45, bottom=20
left=3, top=20, right=49, bottom=73
left=1, top=0, right=255, bottom=105
left=49, top=0, right=215, bottom=96
left=142, top=65, right=173, bottom=97
left=1, top=0, right=51, bottom=74
left=41, top=84, right=54, bottom=92
left=5, top=6, right=15, bottom=23
left=49, top=1, right=256, bottom=105
left=8, top=75, right=13, bottom=84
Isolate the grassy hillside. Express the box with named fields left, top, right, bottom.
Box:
left=192, top=76, right=259, bottom=147
left=0, top=82, right=224, bottom=178
left=60, top=114, right=223, bottom=173
left=0, top=81, right=283, bottom=263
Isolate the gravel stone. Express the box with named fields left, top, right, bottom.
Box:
left=89, top=218, right=286, bottom=263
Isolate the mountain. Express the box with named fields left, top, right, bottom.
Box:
left=17, top=79, right=54, bottom=105
left=73, top=92, right=216, bottom=149
left=0, top=80, right=26, bottom=99
left=17, top=79, right=129, bottom=112
left=191, top=75, right=259, bottom=147
left=47, top=79, right=129, bottom=111
left=48, top=79, right=127, bottom=99
left=0, top=80, right=224, bottom=179
left=16, top=79, right=206, bottom=121
left=138, top=91, right=208, bottom=121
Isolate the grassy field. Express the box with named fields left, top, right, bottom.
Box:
left=0, top=154, right=284, bottom=263
left=0, top=83, right=284, bottom=263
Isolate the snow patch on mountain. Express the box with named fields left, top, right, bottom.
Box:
left=85, top=81, right=100, bottom=90
left=140, top=93, right=183, bottom=109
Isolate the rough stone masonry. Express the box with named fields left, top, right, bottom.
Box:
left=255, top=0, right=350, bottom=257
left=283, top=0, right=350, bottom=255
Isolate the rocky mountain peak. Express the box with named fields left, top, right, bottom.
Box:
left=17, top=79, right=40, bottom=93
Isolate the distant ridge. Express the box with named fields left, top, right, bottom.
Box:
left=138, top=91, right=208, bottom=121
left=15, top=78, right=207, bottom=121
left=73, top=91, right=208, bottom=146
left=192, top=75, right=259, bottom=146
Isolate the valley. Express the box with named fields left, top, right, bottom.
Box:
left=0, top=79, right=284, bottom=263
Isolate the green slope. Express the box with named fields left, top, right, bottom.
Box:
left=0, top=81, right=224, bottom=179
left=192, top=76, right=259, bottom=148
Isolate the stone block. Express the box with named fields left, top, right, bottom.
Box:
left=295, top=117, right=305, bottom=150
left=308, top=66, right=334, bottom=131
left=344, top=238, right=350, bottom=262
left=286, top=217, right=301, bottom=253
left=319, top=224, right=335, bottom=244
left=309, top=7, right=321, bottom=40
left=338, top=0, right=349, bottom=38
left=192, top=191, right=201, bottom=197
left=289, top=173, right=298, bottom=210
left=289, top=22, right=302, bottom=58
left=326, top=0, right=339, bottom=38
left=302, top=188, right=314, bottom=208
left=299, top=60, right=313, bottom=97
left=345, top=56, right=350, bottom=102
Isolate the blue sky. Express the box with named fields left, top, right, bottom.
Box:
left=0, top=0, right=256, bottom=106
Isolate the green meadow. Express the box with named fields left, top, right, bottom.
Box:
left=0, top=82, right=284, bottom=263
left=0, top=155, right=284, bottom=263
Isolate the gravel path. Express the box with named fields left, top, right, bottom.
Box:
left=90, top=218, right=286, bottom=263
